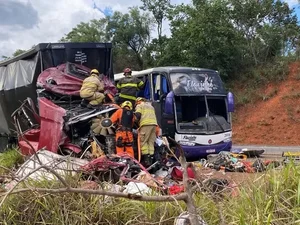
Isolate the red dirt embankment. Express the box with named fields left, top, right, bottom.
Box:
left=233, top=62, right=300, bottom=145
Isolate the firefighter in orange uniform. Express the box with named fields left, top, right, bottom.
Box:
left=110, top=101, right=135, bottom=158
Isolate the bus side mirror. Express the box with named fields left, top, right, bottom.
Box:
left=227, top=92, right=234, bottom=112
left=164, top=91, right=174, bottom=115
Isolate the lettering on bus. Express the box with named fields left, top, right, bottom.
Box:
left=180, top=141, right=195, bottom=146
left=171, top=72, right=224, bottom=94
left=206, top=149, right=216, bottom=153
left=183, top=135, right=197, bottom=142
left=186, top=76, right=214, bottom=92
left=224, top=133, right=231, bottom=137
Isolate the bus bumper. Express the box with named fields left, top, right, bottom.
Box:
left=180, top=141, right=232, bottom=160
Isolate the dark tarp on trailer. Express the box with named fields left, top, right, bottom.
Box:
left=0, top=42, right=113, bottom=142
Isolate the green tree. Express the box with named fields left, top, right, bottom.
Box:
left=140, top=0, right=173, bottom=65
left=60, top=19, right=108, bottom=42
left=106, top=7, right=153, bottom=71
left=140, top=0, right=171, bottom=40
left=12, top=49, right=27, bottom=57
left=60, top=8, right=153, bottom=72
left=229, top=0, right=300, bottom=65
left=163, top=0, right=243, bottom=79
left=141, top=1, right=171, bottom=44
left=1, top=56, right=9, bottom=61
left=162, top=0, right=300, bottom=79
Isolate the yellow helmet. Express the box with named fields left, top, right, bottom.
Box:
left=90, top=69, right=99, bottom=75
left=121, top=101, right=133, bottom=110
left=135, top=97, right=145, bottom=105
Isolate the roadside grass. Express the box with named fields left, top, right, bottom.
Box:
left=0, top=147, right=24, bottom=175
left=0, top=177, right=186, bottom=225
left=1, top=161, right=300, bottom=224
left=222, top=162, right=300, bottom=225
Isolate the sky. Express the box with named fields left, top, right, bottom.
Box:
left=0, top=0, right=299, bottom=58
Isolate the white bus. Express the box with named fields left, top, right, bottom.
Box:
left=114, top=66, right=234, bottom=160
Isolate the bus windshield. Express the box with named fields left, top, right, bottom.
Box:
left=170, top=71, right=226, bottom=95
left=174, top=95, right=231, bottom=134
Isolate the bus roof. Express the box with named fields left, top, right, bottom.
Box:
left=114, top=66, right=218, bottom=81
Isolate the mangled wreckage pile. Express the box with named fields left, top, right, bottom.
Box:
left=10, top=62, right=199, bottom=195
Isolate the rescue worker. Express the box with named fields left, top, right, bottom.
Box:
left=110, top=101, right=135, bottom=158
left=134, top=97, right=158, bottom=167
left=80, top=69, right=105, bottom=106
left=116, top=68, right=144, bottom=106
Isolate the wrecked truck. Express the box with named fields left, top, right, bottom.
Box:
left=0, top=42, right=114, bottom=151
left=2, top=42, right=191, bottom=192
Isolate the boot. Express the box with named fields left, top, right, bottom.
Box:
left=81, top=99, right=89, bottom=107
left=87, top=104, right=102, bottom=109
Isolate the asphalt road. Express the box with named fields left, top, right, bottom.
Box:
left=232, top=145, right=300, bottom=156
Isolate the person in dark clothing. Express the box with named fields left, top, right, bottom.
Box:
left=110, top=101, right=136, bottom=158
left=116, top=68, right=144, bottom=106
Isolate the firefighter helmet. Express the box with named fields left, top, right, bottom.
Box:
left=135, top=97, right=145, bottom=106
left=90, top=69, right=99, bottom=75
left=123, top=68, right=132, bottom=76
left=121, top=101, right=133, bottom=110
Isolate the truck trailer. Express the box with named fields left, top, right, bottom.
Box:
left=0, top=42, right=114, bottom=151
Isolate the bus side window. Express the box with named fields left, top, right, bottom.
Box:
left=154, top=75, right=159, bottom=100
left=151, top=73, right=169, bottom=101
left=159, top=75, right=169, bottom=102
left=143, top=76, right=151, bottom=100
left=161, top=76, right=169, bottom=95
left=137, top=75, right=150, bottom=99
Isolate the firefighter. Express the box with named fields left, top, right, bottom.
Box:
left=116, top=68, right=144, bottom=106
left=134, top=97, right=158, bottom=167
left=110, top=101, right=135, bottom=158
left=80, top=69, right=105, bottom=106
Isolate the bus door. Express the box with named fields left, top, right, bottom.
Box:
left=150, top=73, right=172, bottom=135
left=136, top=75, right=150, bottom=99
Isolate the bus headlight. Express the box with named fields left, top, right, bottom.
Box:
left=223, top=138, right=232, bottom=143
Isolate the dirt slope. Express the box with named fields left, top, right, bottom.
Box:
left=233, top=62, right=300, bottom=145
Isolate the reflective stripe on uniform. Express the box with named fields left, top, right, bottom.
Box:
left=118, top=83, right=138, bottom=88
left=137, top=81, right=144, bottom=88
left=119, top=93, right=137, bottom=101
left=117, top=76, right=144, bottom=98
